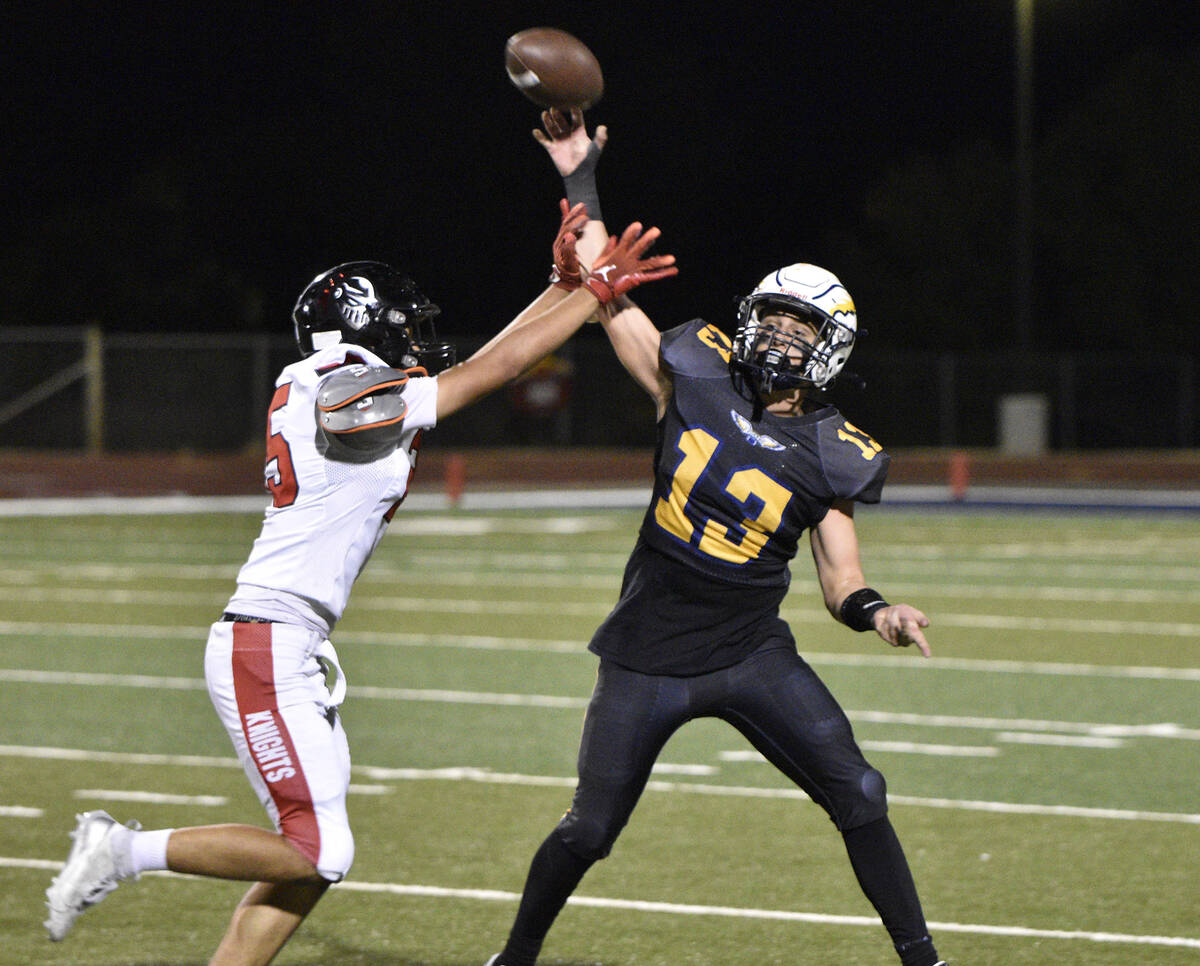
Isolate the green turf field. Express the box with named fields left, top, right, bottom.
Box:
left=1, top=503, right=1198, bottom=965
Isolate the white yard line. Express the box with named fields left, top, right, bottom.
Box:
left=6, top=617, right=1199, bottom=683
left=7, top=563, right=1200, bottom=603
left=72, top=789, right=227, bottom=806
left=0, top=854, right=1196, bottom=949
left=722, top=743, right=1002, bottom=760
left=803, top=651, right=1200, bottom=682
left=12, top=579, right=1200, bottom=612
left=877, top=580, right=1200, bottom=604
left=995, top=732, right=1126, bottom=748
left=848, top=739, right=999, bottom=757
left=882, top=794, right=1200, bottom=824
left=3, top=668, right=1200, bottom=741
left=878, top=611, right=1200, bottom=638
left=845, top=709, right=1200, bottom=740
left=0, top=745, right=239, bottom=768
left=0, top=806, right=42, bottom=818
left=9, top=590, right=1200, bottom=634
left=343, top=881, right=1200, bottom=949
left=6, top=608, right=1200, bottom=652
left=2, top=744, right=1198, bottom=825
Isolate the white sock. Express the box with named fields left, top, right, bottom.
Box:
left=118, top=827, right=174, bottom=878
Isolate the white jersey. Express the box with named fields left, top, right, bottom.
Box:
left=227, top=343, right=437, bottom=636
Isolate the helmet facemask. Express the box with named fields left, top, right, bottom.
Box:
left=402, top=308, right=456, bottom=374
left=372, top=302, right=457, bottom=373
left=730, top=264, right=859, bottom=399
left=733, top=298, right=855, bottom=394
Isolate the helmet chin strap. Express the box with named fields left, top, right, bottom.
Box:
left=748, top=369, right=783, bottom=421
left=749, top=374, right=769, bottom=421
left=731, top=354, right=813, bottom=421
left=755, top=368, right=817, bottom=419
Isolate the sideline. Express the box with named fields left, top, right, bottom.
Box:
left=1, top=483, right=1199, bottom=515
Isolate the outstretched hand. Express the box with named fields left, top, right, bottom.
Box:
left=873, top=604, right=932, bottom=657
left=584, top=223, right=678, bottom=305
left=533, top=107, right=607, bottom=178
left=550, top=199, right=588, bottom=291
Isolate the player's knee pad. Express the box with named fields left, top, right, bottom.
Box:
left=555, top=808, right=619, bottom=862
left=834, top=767, right=889, bottom=830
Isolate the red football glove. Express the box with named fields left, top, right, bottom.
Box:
left=549, top=198, right=588, bottom=291
left=584, top=222, right=678, bottom=305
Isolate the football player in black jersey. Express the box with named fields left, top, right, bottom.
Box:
left=483, top=113, right=945, bottom=966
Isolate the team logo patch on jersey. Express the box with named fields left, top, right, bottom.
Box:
left=731, top=410, right=785, bottom=451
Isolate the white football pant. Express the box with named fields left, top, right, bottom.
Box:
left=205, top=620, right=354, bottom=881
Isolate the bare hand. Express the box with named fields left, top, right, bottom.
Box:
left=533, top=107, right=608, bottom=177
left=873, top=604, right=932, bottom=657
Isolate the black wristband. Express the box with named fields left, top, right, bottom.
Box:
left=839, top=588, right=889, bottom=632
left=563, top=141, right=603, bottom=222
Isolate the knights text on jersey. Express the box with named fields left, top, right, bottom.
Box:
left=638, top=319, right=889, bottom=588
left=227, top=343, right=438, bottom=635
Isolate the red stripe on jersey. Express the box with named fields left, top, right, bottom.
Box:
left=230, top=622, right=322, bottom=866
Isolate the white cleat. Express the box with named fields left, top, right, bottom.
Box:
left=482, top=956, right=504, bottom=966
left=44, top=810, right=138, bottom=941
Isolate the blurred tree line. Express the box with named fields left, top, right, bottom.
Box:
left=6, top=44, right=1197, bottom=359
left=823, top=45, right=1199, bottom=355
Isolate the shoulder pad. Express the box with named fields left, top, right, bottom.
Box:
left=659, top=319, right=732, bottom=378
left=315, top=364, right=409, bottom=461
left=317, top=364, right=409, bottom=412
left=817, top=414, right=890, bottom=503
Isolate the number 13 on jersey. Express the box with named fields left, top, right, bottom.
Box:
left=653, top=427, right=792, bottom=565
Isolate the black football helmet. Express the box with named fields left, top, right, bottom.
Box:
left=292, top=261, right=456, bottom=372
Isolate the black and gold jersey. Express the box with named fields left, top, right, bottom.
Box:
left=589, top=320, right=890, bottom=675
left=638, top=319, right=888, bottom=588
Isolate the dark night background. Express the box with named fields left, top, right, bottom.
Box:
left=4, top=1, right=1199, bottom=365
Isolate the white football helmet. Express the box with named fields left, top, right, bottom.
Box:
left=731, top=263, right=858, bottom=392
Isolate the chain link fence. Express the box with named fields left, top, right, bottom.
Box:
left=1, top=327, right=1195, bottom=452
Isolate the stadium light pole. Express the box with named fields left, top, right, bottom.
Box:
left=1015, top=0, right=1034, bottom=353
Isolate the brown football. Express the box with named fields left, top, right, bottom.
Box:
left=504, top=27, right=603, bottom=109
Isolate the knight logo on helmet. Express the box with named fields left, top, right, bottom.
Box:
left=731, top=263, right=858, bottom=394
left=333, top=277, right=379, bottom=331
left=293, top=261, right=457, bottom=373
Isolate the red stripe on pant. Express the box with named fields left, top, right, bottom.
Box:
left=230, top=621, right=322, bottom=866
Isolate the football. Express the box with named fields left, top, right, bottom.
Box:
left=504, top=27, right=603, bottom=109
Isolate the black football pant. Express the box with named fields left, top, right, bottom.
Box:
left=500, top=642, right=937, bottom=965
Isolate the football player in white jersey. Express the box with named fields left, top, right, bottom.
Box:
left=44, top=200, right=676, bottom=966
